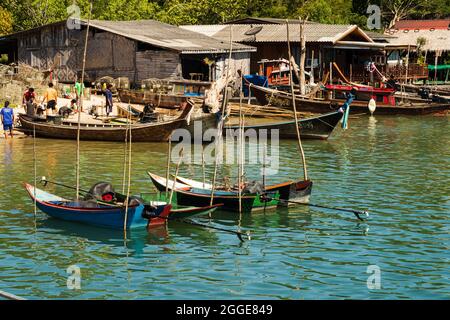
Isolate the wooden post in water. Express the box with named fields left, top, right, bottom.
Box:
left=286, top=21, right=308, bottom=181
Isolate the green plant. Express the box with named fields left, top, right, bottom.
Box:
left=0, top=54, right=8, bottom=64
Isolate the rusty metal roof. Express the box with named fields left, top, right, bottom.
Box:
left=182, top=23, right=373, bottom=44
left=85, top=20, right=255, bottom=54
left=392, top=19, right=450, bottom=30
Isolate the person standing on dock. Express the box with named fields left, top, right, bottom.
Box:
left=74, top=79, right=85, bottom=112
left=1, top=101, right=14, bottom=139
left=41, top=82, right=58, bottom=116
left=105, top=84, right=113, bottom=116
left=23, top=87, right=36, bottom=116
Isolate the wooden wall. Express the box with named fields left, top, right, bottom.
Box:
left=15, top=23, right=183, bottom=84
left=136, top=50, right=182, bottom=81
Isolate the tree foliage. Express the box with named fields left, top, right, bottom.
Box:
left=0, top=0, right=447, bottom=33
left=0, top=6, right=13, bottom=35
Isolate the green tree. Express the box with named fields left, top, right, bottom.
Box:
left=0, top=6, right=13, bottom=35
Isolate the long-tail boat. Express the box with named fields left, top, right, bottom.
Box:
left=17, top=102, right=194, bottom=142
left=224, top=109, right=344, bottom=140
left=248, top=82, right=449, bottom=115
left=25, top=183, right=221, bottom=229
left=148, top=172, right=312, bottom=213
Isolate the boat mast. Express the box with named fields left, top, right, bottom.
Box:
left=75, top=1, right=93, bottom=199
left=286, top=20, right=308, bottom=181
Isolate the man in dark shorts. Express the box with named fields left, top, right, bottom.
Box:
left=105, top=84, right=113, bottom=116
left=42, top=82, right=58, bottom=116
left=1, top=101, right=14, bottom=139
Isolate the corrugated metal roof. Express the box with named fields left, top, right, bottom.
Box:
left=385, top=29, right=450, bottom=52
left=392, top=19, right=450, bottom=30
left=182, top=23, right=370, bottom=44
left=84, top=20, right=255, bottom=54
left=224, top=17, right=318, bottom=25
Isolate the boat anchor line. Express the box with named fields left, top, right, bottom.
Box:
left=261, top=195, right=369, bottom=221
left=145, top=213, right=251, bottom=242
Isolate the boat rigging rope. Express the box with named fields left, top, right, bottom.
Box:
left=76, top=1, right=93, bottom=199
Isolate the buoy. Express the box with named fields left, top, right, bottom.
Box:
left=368, top=98, right=376, bottom=115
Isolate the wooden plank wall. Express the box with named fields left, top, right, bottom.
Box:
left=136, top=50, right=182, bottom=82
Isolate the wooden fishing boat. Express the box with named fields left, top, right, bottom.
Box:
left=148, top=172, right=312, bottom=213
left=118, top=89, right=204, bottom=109
left=116, top=103, right=219, bottom=140
left=25, top=183, right=221, bottom=229
left=224, top=109, right=344, bottom=140
left=247, top=82, right=337, bottom=113
left=17, top=103, right=194, bottom=142
left=248, top=82, right=450, bottom=115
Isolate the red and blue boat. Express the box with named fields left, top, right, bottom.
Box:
left=25, top=183, right=221, bottom=229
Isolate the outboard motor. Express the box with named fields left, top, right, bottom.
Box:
left=243, top=181, right=265, bottom=194
left=418, top=88, right=430, bottom=100
left=84, top=182, right=116, bottom=202
left=140, top=103, right=158, bottom=123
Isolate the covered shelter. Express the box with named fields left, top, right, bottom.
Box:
left=0, top=19, right=256, bottom=84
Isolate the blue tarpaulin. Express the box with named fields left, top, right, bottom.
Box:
left=243, top=75, right=268, bottom=97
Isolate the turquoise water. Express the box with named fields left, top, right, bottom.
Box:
left=0, top=115, right=449, bottom=299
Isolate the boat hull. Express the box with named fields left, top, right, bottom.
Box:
left=25, top=183, right=152, bottom=229
left=148, top=172, right=313, bottom=213
left=249, top=83, right=449, bottom=115
left=118, top=89, right=190, bottom=109
left=224, top=110, right=343, bottom=140
left=17, top=112, right=188, bottom=142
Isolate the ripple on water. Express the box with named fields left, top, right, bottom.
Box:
left=0, top=115, right=449, bottom=299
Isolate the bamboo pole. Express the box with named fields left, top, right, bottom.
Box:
left=209, top=25, right=233, bottom=207
left=169, top=148, right=183, bottom=204
left=238, top=71, right=244, bottom=214
left=298, top=18, right=306, bottom=95
left=405, top=44, right=410, bottom=84
left=201, top=145, right=206, bottom=188
left=123, top=109, right=132, bottom=232
left=286, top=21, right=308, bottom=181
left=165, top=137, right=172, bottom=197
left=33, top=124, right=37, bottom=217
left=75, top=1, right=93, bottom=199
left=122, top=104, right=130, bottom=194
